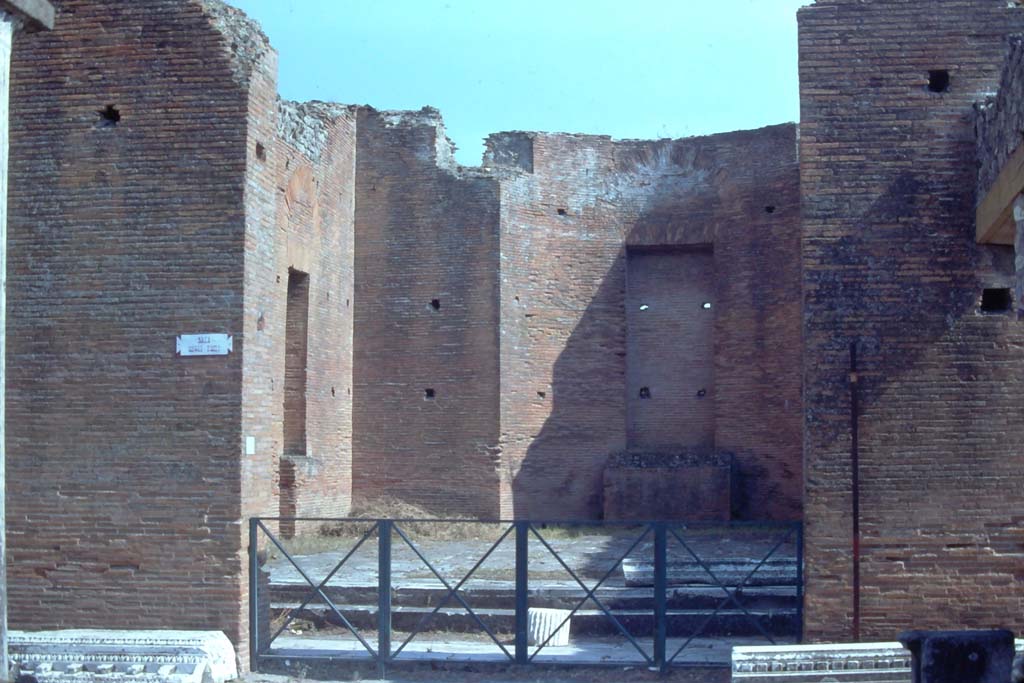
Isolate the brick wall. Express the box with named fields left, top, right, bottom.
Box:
left=491, top=126, right=802, bottom=520
left=238, top=101, right=356, bottom=663
left=7, top=1, right=357, bottom=666
left=626, top=248, right=716, bottom=451
left=7, top=0, right=253, bottom=652
left=492, top=133, right=625, bottom=519
left=799, top=0, right=1024, bottom=641
left=351, top=108, right=502, bottom=517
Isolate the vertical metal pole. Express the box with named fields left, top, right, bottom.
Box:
left=0, top=18, right=14, bottom=679
left=248, top=518, right=259, bottom=671
left=653, top=522, right=667, bottom=671
left=849, top=342, right=861, bottom=642
left=514, top=521, right=529, bottom=665
left=377, top=520, right=392, bottom=673
left=795, top=522, right=804, bottom=643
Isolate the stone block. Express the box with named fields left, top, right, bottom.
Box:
left=898, top=629, right=1015, bottom=683
left=527, top=608, right=571, bottom=647
left=9, top=630, right=238, bottom=683
left=731, top=640, right=1024, bottom=683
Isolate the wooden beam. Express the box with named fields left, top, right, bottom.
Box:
left=0, top=0, right=53, bottom=31
left=976, top=141, right=1024, bottom=246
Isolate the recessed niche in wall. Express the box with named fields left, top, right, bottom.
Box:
left=430, top=299, right=441, bottom=311
left=980, top=288, right=1012, bottom=313
left=696, top=388, right=707, bottom=398
left=256, top=142, right=266, bottom=161
left=424, top=388, right=436, bottom=399
left=557, top=208, right=568, bottom=216
left=537, top=391, right=546, bottom=399
left=928, top=69, right=950, bottom=93
left=765, top=205, right=776, bottom=214
left=638, top=386, right=651, bottom=399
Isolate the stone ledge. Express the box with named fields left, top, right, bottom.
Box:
left=9, top=630, right=237, bottom=683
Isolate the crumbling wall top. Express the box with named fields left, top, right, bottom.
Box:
left=364, top=106, right=459, bottom=172
left=278, top=100, right=356, bottom=162
left=358, top=105, right=498, bottom=180
left=195, top=0, right=272, bottom=88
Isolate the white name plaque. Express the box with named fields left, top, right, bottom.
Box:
left=176, top=333, right=233, bottom=356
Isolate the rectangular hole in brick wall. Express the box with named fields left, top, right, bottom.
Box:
left=927, top=69, right=950, bottom=93
left=980, top=287, right=1012, bottom=313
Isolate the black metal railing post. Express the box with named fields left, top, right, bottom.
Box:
left=248, top=517, right=260, bottom=672
left=654, top=522, right=667, bottom=672
left=378, top=520, right=392, bottom=673
left=796, top=522, right=804, bottom=643
left=514, top=520, right=529, bottom=665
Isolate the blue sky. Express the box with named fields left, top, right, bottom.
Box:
left=228, top=0, right=811, bottom=165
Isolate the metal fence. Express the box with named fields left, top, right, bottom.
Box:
left=249, top=518, right=802, bottom=675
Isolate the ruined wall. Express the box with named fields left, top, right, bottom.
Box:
left=265, top=101, right=356, bottom=522
left=352, top=108, right=502, bottom=517
left=7, top=0, right=255, bottom=652
left=492, top=126, right=801, bottom=520
left=975, top=36, right=1024, bottom=199
left=799, top=0, right=1024, bottom=641
left=975, top=34, right=1024, bottom=311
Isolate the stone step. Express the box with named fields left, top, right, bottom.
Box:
left=268, top=582, right=799, bottom=611
left=270, top=602, right=800, bottom=638
left=621, top=558, right=798, bottom=587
